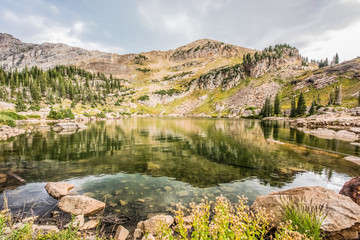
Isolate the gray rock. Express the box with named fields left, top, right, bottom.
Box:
left=81, top=220, right=99, bottom=230
left=134, top=228, right=142, bottom=239
left=65, top=214, right=84, bottom=228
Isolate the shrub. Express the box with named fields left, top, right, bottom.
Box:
left=153, top=89, right=181, bottom=96
left=281, top=197, right=326, bottom=240
left=96, top=112, right=106, bottom=118
left=28, top=105, right=41, bottom=111
left=0, top=111, right=27, bottom=127
left=47, top=108, right=75, bottom=119
left=83, top=112, right=92, bottom=118
left=138, top=95, right=150, bottom=101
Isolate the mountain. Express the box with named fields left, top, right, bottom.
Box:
left=0, top=33, right=359, bottom=118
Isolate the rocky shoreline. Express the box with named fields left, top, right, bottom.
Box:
left=4, top=178, right=360, bottom=239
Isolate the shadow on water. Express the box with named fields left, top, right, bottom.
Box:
left=0, top=118, right=359, bottom=221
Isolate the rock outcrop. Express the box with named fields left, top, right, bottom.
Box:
left=58, top=195, right=105, bottom=216
left=45, top=182, right=75, bottom=199
left=251, top=186, right=360, bottom=239
left=340, top=177, right=360, bottom=205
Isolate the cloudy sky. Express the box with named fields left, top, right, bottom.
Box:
left=1, top=0, right=360, bottom=61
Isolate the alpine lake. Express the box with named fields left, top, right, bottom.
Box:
left=1, top=118, right=360, bottom=225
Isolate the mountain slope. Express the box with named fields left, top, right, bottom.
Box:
left=0, top=33, right=359, bottom=118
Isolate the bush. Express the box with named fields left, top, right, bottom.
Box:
left=138, top=95, right=150, bottom=101
left=0, top=111, right=28, bottom=127
left=157, top=195, right=309, bottom=239
left=47, top=108, right=75, bottom=119
left=28, top=105, right=41, bottom=111
left=83, top=112, right=92, bottom=118
left=96, top=112, right=106, bottom=118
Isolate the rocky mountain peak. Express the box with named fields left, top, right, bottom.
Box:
left=0, top=33, right=23, bottom=48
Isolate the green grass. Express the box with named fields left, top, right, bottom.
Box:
left=0, top=111, right=27, bottom=127
left=281, top=197, right=326, bottom=240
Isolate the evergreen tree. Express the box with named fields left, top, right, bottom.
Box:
left=15, top=91, right=26, bottom=112
left=273, top=93, right=281, bottom=116
left=260, top=97, right=273, bottom=117
left=290, top=97, right=297, bottom=118
left=358, top=93, right=360, bottom=106
left=335, top=53, right=339, bottom=64
left=309, top=101, right=317, bottom=115
left=296, top=92, right=307, bottom=116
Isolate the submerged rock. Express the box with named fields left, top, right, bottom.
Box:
left=52, top=122, right=88, bottom=133
left=339, top=177, right=360, bottom=206
left=58, top=195, right=105, bottom=216
left=251, top=186, right=360, bottom=240
left=45, top=182, right=75, bottom=199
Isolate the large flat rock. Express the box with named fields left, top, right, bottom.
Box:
left=251, top=186, right=360, bottom=239
left=58, top=195, right=105, bottom=216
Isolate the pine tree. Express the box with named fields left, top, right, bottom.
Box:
left=260, top=97, right=273, bottom=117
left=335, top=53, right=339, bottom=64
left=290, top=97, right=296, bottom=117
left=296, top=92, right=307, bottom=116
left=309, top=101, right=317, bottom=115
left=274, top=93, right=281, bottom=116
left=15, top=91, right=26, bottom=112
left=358, top=93, right=360, bottom=106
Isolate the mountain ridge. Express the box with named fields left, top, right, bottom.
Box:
left=0, top=33, right=359, bottom=118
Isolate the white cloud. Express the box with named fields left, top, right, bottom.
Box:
left=0, top=8, right=123, bottom=54
left=301, top=20, right=360, bottom=61
left=138, top=1, right=201, bottom=41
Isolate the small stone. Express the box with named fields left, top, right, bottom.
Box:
left=81, top=220, right=99, bottom=230
left=119, top=200, right=128, bottom=206
left=137, top=198, right=145, bottom=202
left=65, top=214, right=84, bottom=228
left=177, top=190, right=189, bottom=197
left=134, top=228, right=142, bottom=239
left=142, top=234, right=155, bottom=240
left=114, top=225, right=129, bottom=240
left=22, top=216, right=37, bottom=223
left=51, top=211, right=60, bottom=217
left=35, top=225, right=60, bottom=233
left=109, top=202, right=118, bottom=208
left=163, top=186, right=172, bottom=192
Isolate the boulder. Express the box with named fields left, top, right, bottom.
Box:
left=251, top=186, right=360, bottom=240
left=339, top=177, right=360, bottom=205
left=114, top=225, right=129, bottom=240
left=139, top=215, right=174, bottom=235
left=45, top=182, right=74, bottom=199
left=58, top=195, right=105, bottom=216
